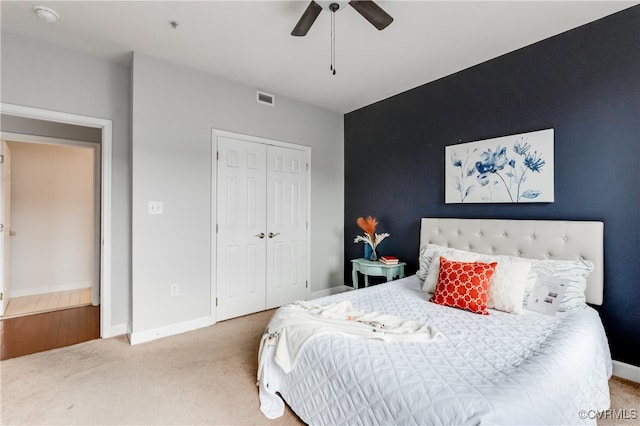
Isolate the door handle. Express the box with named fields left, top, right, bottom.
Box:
left=256, top=233, right=265, bottom=239
left=268, top=232, right=280, bottom=238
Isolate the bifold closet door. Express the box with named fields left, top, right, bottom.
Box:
left=265, top=146, right=308, bottom=309
left=216, top=135, right=309, bottom=321
left=216, top=137, right=267, bottom=321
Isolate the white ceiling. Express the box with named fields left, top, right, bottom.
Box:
left=1, top=1, right=637, bottom=113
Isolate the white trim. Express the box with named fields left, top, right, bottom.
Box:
left=128, top=316, right=213, bottom=345
left=1, top=132, right=98, bottom=149
left=212, top=128, right=311, bottom=152
left=109, top=322, right=128, bottom=337
left=310, top=285, right=353, bottom=299
left=306, top=152, right=311, bottom=298
left=1, top=103, right=113, bottom=338
left=612, top=360, right=640, bottom=383
left=100, top=120, right=113, bottom=337
left=210, top=132, right=217, bottom=325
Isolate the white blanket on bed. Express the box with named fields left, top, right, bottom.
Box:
left=260, top=276, right=612, bottom=425
left=257, top=299, right=443, bottom=418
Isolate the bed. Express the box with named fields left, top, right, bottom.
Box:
left=258, top=218, right=612, bottom=425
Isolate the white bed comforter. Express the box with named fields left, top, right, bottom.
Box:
left=258, top=275, right=612, bottom=425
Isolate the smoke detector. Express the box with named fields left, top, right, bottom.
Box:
left=33, top=6, right=59, bottom=23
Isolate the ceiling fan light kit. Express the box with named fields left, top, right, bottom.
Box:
left=316, top=1, right=351, bottom=12
left=291, top=0, right=393, bottom=75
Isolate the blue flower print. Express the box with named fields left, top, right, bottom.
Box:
left=451, top=149, right=477, bottom=202
left=475, top=146, right=508, bottom=175
left=524, top=151, right=545, bottom=173
left=468, top=140, right=546, bottom=202
left=513, top=141, right=530, bottom=156
left=447, top=130, right=551, bottom=203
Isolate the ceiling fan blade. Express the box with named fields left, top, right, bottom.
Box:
left=291, top=1, right=323, bottom=36
left=349, top=0, right=393, bottom=30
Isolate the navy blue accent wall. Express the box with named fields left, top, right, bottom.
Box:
left=344, top=6, right=640, bottom=366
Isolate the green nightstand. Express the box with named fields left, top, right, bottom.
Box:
left=351, top=258, right=406, bottom=289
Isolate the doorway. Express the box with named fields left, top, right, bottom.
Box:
left=1, top=139, right=99, bottom=318
left=0, top=103, right=113, bottom=338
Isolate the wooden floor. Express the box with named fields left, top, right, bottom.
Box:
left=0, top=304, right=100, bottom=360
left=0, top=289, right=100, bottom=360
left=3, top=288, right=92, bottom=318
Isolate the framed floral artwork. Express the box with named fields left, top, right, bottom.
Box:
left=445, top=128, right=554, bottom=203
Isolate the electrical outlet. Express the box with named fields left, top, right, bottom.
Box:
left=170, top=283, right=180, bottom=297
left=148, top=201, right=164, bottom=215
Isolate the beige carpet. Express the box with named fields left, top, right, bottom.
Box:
left=606, top=376, right=640, bottom=426
left=0, top=310, right=302, bottom=425
left=1, top=309, right=638, bottom=425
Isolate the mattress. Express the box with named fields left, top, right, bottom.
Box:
left=259, top=275, right=612, bottom=425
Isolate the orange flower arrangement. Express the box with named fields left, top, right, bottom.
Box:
left=354, top=216, right=389, bottom=249
left=357, top=216, right=378, bottom=238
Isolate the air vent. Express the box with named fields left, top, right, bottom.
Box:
left=256, top=91, right=275, bottom=107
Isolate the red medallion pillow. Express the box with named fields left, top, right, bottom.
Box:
left=429, top=257, right=497, bottom=315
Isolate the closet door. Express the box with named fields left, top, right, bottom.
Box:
left=265, top=146, right=308, bottom=309
left=216, top=137, right=267, bottom=321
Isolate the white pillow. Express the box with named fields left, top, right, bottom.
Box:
left=423, top=247, right=531, bottom=314
left=486, top=257, right=531, bottom=314
left=419, top=246, right=594, bottom=313
left=423, top=247, right=476, bottom=292
left=417, top=244, right=448, bottom=282
left=523, top=258, right=594, bottom=312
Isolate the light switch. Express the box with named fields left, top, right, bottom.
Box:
left=148, top=201, right=164, bottom=215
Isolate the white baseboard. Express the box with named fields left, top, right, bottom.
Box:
left=128, top=316, right=213, bottom=345
left=310, top=285, right=353, bottom=299
left=612, top=360, right=640, bottom=383
left=102, top=322, right=128, bottom=339
left=10, top=282, right=93, bottom=298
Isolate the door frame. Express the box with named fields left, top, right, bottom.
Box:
left=211, top=128, right=311, bottom=323
left=1, top=103, right=112, bottom=338
left=0, top=141, right=12, bottom=316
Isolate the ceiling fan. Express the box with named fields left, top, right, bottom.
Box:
left=291, top=0, right=394, bottom=37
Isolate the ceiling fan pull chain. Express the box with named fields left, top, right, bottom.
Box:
left=290, top=0, right=393, bottom=75
left=331, top=8, right=336, bottom=75
left=329, top=9, right=333, bottom=73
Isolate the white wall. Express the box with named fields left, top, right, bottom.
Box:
left=0, top=33, right=344, bottom=339
left=8, top=141, right=94, bottom=297
left=131, top=52, right=344, bottom=337
left=1, top=33, right=131, bottom=330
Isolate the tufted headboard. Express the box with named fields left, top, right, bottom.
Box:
left=420, top=218, right=604, bottom=305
